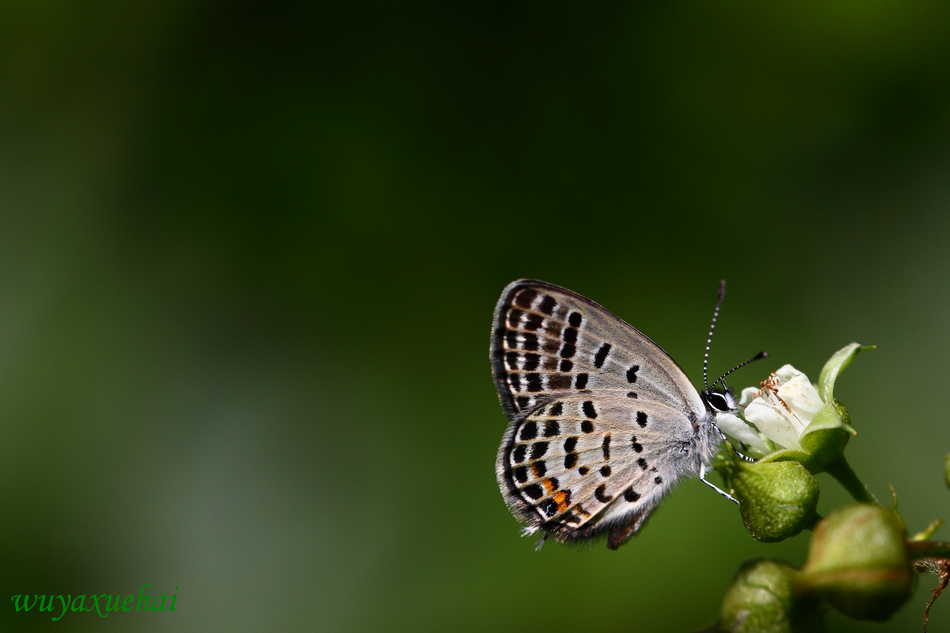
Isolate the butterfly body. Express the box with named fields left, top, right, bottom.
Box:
left=491, top=280, right=734, bottom=549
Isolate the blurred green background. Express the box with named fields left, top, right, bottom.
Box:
left=2, top=2, right=950, bottom=631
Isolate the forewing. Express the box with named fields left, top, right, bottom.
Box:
left=496, top=394, right=700, bottom=548
left=490, top=280, right=705, bottom=421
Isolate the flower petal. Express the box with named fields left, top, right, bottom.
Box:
left=777, top=374, right=823, bottom=422
left=744, top=398, right=805, bottom=452
left=716, top=412, right=772, bottom=455
left=738, top=386, right=759, bottom=408
left=775, top=364, right=804, bottom=384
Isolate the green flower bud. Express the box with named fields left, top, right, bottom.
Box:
left=717, top=559, right=825, bottom=633
left=800, top=504, right=912, bottom=621
left=727, top=460, right=820, bottom=543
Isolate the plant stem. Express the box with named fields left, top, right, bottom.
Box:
left=826, top=457, right=880, bottom=506
left=908, top=540, right=950, bottom=560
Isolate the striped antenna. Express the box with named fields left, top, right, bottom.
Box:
left=713, top=351, right=770, bottom=390
left=703, top=280, right=727, bottom=392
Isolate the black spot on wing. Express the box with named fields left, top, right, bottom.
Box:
left=531, top=462, right=546, bottom=478
left=624, top=487, right=641, bottom=502
left=519, top=422, right=538, bottom=440
left=626, top=365, right=640, bottom=383
left=525, top=373, right=543, bottom=392
left=522, top=333, right=539, bottom=351
left=531, top=442, right=549, bottom=460
left=506, top=332, right=538, bottom=352
left=523, top=312, right=543, bottom=331
left=593, top=343, right=611, bottom=368
left=514, top=288, right=538, bottom=309
left=512, top=445, right=527, bottom=463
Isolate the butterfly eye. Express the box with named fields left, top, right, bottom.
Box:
left=704, top=391, right=732, bottom=413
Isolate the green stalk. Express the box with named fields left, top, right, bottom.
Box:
left=826, top=456, right=880, bottom=506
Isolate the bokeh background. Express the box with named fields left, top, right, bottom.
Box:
left=2, top=2, right=950, bottom=631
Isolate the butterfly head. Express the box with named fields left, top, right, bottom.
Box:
left=702, top=386, right=737, bottom=414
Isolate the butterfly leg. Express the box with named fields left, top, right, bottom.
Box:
left=699, top=464, right=739, bottom=505
left=713, top=424, right=757, bottom=463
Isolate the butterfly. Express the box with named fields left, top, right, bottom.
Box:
left=490, top=280, right=764, bottom=549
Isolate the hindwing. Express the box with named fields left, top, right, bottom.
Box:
left=496, top=394, right=704, bottom=549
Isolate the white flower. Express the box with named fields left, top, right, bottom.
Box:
left=715, top=409, right=773, bottom=456
left=718, top=344, right=870, bottom=463
left=735, top=364, right=823, bottom=453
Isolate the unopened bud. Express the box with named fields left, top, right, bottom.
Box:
left=729, top=460, right=820, bottom=543
left=717, top=559, right=824, bottom=633
left=800, top=504, right=912, bottom=621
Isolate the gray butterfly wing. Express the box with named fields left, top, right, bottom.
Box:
left=496, top=394, right=706, bottom=549
left=490, top=279, right=706, bottom=423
